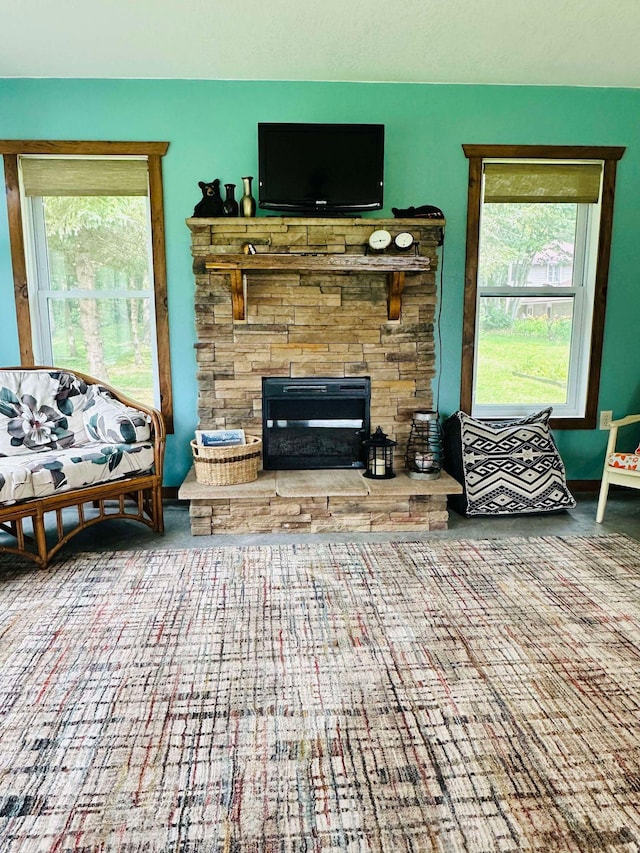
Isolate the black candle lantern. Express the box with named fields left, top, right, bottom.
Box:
left=363, top=426, right=397, bottom=479
left=405, top=410, right=443, bottom=480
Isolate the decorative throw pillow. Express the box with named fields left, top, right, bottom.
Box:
left=0, top=369, right=86, bottom=456
left=443, top=408, right=575, bottom=516
left=83, top=385, right=151, bottom=444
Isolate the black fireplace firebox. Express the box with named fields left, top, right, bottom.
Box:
left=262, top=377, right=371, bottom=470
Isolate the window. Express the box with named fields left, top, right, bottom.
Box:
left=1, top=141, right=173, bottom=431
left=461, top=145, right=624, bottom=429
left=546, top=264, right=562, bottom=284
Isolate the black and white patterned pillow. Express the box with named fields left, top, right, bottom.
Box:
left=443, top=408, right=576, bottom=516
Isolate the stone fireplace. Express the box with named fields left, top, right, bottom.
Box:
left=181, top=216, right=462, bottom=532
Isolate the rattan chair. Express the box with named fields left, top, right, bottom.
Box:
left=0, top=366, right=165, bottom=567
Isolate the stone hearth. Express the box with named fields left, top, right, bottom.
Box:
left=180, top=468, right=461, bottom=534
left=181, top=215, right=462, bottom=533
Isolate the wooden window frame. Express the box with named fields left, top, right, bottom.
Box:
left=1, top=140, right=174, bottom=432
left=461, top=144, right=625, bottom=430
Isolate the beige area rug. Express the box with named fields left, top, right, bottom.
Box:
left=0, top=535, right=639, bottom=851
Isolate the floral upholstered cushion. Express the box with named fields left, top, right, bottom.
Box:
left=0, top=369, right=89, bottom=456
left=0, top=369, right=158, bottom=507
left=0, top=459, right=35, bottom=504
left=0, top=441, right=155, bottom=506
left=608, top=452, right=640, bottom=472
left=83, top=385, right=151, bottom=444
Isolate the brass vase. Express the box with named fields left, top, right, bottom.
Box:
left=240, top=176, right=256, bottom=217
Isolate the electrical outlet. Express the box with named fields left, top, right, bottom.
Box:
left=600, top=410, right=613, bottom=430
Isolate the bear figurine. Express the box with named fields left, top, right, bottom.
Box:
left=193, top=178, right=224, bottom=217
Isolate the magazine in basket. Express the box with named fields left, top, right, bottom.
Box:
left=195, top=429, right=246, bottom=447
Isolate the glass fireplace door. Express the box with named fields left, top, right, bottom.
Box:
left=262, top=378, right=371, bottom=470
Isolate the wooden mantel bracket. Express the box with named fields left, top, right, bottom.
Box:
left=204, top=253, right=430, bottom=321
left=229, top=269, right=246, bottom=321
left=387, top=271, right=405, bottom=321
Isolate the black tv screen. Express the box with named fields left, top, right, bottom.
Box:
left=258, top=123, right=384, bottom=215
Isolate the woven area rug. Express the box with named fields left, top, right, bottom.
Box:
left=1, top=535, right=639, bottom=852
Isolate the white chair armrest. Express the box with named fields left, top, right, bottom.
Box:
left=605, top=412, right=640, bottom=458
left=610, top=413, right=640, bottom=428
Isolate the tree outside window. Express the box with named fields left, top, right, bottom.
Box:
left=35, top=194, right=156, bottom=405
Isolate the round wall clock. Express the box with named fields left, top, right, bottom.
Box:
left=368, top=229, right=392, bottom=251
left=393, top=231, right=415, bottom=251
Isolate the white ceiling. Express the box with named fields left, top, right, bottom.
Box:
left=2, top=0, right=640, bottom=88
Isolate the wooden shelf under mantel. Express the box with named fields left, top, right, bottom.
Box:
left=203, top=252, right=431, bottom=321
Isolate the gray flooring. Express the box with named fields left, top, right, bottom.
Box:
left=17, top=489, right=639, bottom=560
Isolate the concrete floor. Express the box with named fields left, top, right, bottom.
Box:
left=13, top=488, right=638, bottom=561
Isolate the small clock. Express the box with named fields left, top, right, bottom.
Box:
left=368, top=229, right=392, bottom=251
left=393, top=231, right=415, bottom=251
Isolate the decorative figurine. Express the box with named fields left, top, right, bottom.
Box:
left=391, top=204, right=444, bottom=219
left=193, top=179, right=224, bottom=217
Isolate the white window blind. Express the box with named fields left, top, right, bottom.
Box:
left=483, top=162, right=602, bottom=204
left=20, top=157, right=149, bottom=197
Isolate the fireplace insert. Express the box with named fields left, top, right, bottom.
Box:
left=262, top=377, right=371, bottom=470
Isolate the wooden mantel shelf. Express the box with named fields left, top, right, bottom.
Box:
left=204, top=253, right=431, bottom=273
left=204, top=253, right=431, bottom=321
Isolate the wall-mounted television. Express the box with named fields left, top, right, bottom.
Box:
left=258, top=123, right=384, bottom=215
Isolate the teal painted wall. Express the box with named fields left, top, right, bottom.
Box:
left=1, top=79, right=639, bottom=484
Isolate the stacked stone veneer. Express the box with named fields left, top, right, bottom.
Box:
left=188, top=216, right=442, bottom=451
left=185, top=216, right=450, bottom=533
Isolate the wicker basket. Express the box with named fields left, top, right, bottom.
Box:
left=191, top=436, right=262, bottom=486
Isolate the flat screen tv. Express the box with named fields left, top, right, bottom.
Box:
left=258, top=123, right=384, bottom=215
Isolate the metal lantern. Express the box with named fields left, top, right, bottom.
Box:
left=363, top=426, right=397, bottom=480
left=405, top=410, right=443, bottom=480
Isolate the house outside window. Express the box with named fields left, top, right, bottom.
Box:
left=461, top=145, right=625, bottom=429
left=1, top=141, right=173, bottom=431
